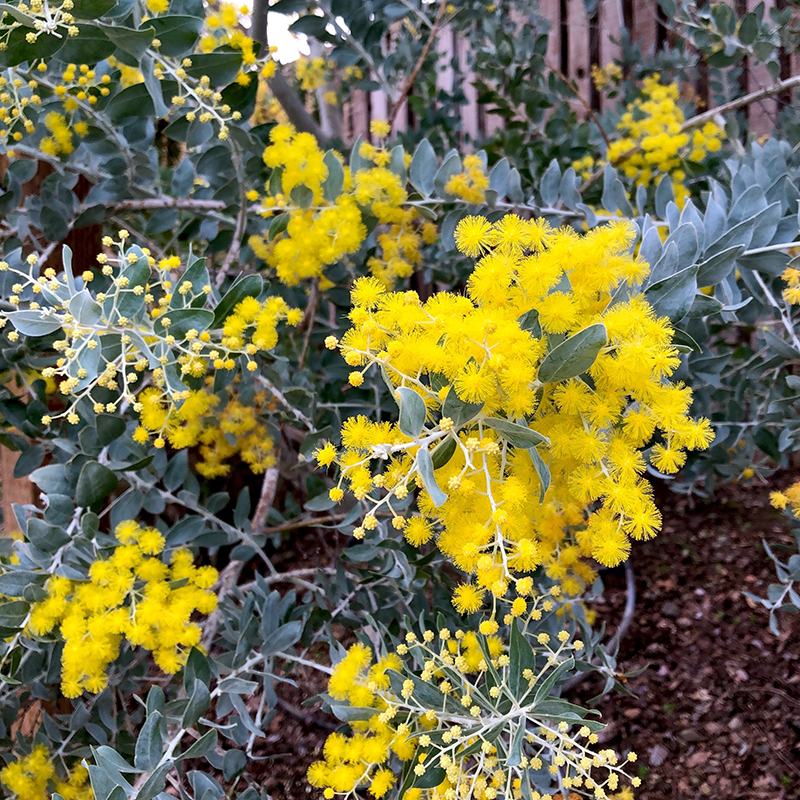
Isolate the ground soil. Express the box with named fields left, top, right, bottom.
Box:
left=254, top=478, right=800, bottom=800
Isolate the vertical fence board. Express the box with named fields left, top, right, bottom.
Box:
left=600, top=0, right=623, bottom=69
left=435, top=26, right=455, bottom=96
left=392, top=98, right=410, bottom=134
left=748, top=0, right=777, bottom=137
left=567, top=0, right=592, bottom=107
left=340, top=1, right=781, bottom=146
left=1, top=448, right=32, bottom=537
left=0, top=378, right=33, bottom=538
left=599, top=0, right=624, bottom=113
left=347, top=89, right=370, bottom=142
left=456, top=31, right=480, bottom=143
left=541, top=0, right=562, bottom=69
left=631, top=0, right=659, bottom=58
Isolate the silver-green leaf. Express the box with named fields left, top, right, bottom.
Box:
left=396, top=387, right=427, bottom=438
left=417, top=446, right=448, bottom=507
left=537, top=324, right=607, bottom=383
left=483, top=418, right=549, bottom=449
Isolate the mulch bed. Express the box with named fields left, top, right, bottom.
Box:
left=253, top=478, right=800, bottom=799
left=574, top=478, right=800, bottom=799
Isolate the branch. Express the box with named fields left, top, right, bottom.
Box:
left=751, top=268, right=800, bottom=356
left=109, top=215, right=167, bottom=260
left=298, top=279, right=318, bottom=370
left=256, top=374, right=313, bottom=429
left=110, top=198, right=227, bottom=212
left=686, top=74, right=800, bottom=131
left=389, top=0, right=448, bottom=129
left=607, top=559, right=636, bottom=653
left=563, top=559, right=637, bottom=692
left=201, top=462, right=280, bottom=650
left=261, top=512, right=347, bottom=534
left=548, top=61, right=611, bottom=148
left=252, top=463, right=281, bottom=536
left=200, top=559, right=244, bottom=650
left=216, top=141, right=248, bottom=288
left=127, top=474, right=279, bottom=575
left=250, top=0, right=326, bottom=140
left=268, top=71, right=327, bottom=140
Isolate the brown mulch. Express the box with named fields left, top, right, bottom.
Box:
left=574, top=478, right=800, bottom=799
left=253, top=479, right=800, bottom=799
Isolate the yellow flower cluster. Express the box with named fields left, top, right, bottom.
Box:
left=252, top=74, right=287, bottom=125
left=308, top=644, right=409, bottom=798
left=146, top=0, right=169, bottom=13
left=0, top=746, right=92, bottom=800
left=40, top=111, right=74, bottom=156
left=136, top=385, right=277, bottom=475
left=27, top=520, right=218, bottom=697
left=155, top=56, right=244, bottom=140
left=309, top=621, right=639, bottom=800
left=323, top=215, right=713, bottom=603
left=1, top=242, right=299, bottom=430
left=770, top=481, right=800, bottom=516
left=444, top=154, right=489, bottom=204
left=357, top=128, right=430, bottom=287
left=606, top=75, right=724, bottom=206
left=250, top=123, right=433, bottom=287
left=591, top=62, right=622, bottom=91
left=250, top=124, right=365, bottom=285
left=198, top=2, right=257, bottom=80
left=781, top=265, right=800, bottom=305
left=296, top=56, right=333, bottom=91
left=107, top=55, right=144, bottom=88
left=571, top=155, right=595, bottom=182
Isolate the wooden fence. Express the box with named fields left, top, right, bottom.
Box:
left=344, top=0, right=799, bottom=143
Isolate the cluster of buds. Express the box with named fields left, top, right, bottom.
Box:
left=159, top=57, right=243, bottom=141
left=0, top=233, right=299, bottom=432
left=309, top=604, right=639, bottom=800
left=0, top=0, right=79, bottom=46
left=0, top=62, right=111, bottom=154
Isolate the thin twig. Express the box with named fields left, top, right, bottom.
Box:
left=397, top=0, right=434, bottom=29
left=607, top=559, right=637, bottom=653
left=388, top=0, right=449, bottom=129
left=687, top=74, right=800, bottom=130
left=109, top=216, right=166, bottom=260
left=261, top=513, right=348, bottom=534
left=298, top=280, right=319, bottom=370
left=201, top=559, right=245, bottom=650
left=238, top=566, right=340, bottom=594
left=201, top=463, right=281, bottom=650
left=276, top=697, right=338, bottom=731
left=111, top=198, right=227, bottom=212
left=216, top=141, right=248, bottom=289
left=751, top=268, right=800, bottom=355
left=252, top=463, right=281, bottom=536
left=548, top=61, right=611, bottom=148
left=563, top=559, right=637, bottom=692
left=256, top=374, right=314, bottom=428
left=321, top=2, right=394, bottom=100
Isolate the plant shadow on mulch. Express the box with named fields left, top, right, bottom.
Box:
left=252, top=478, right=800, bottom=799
